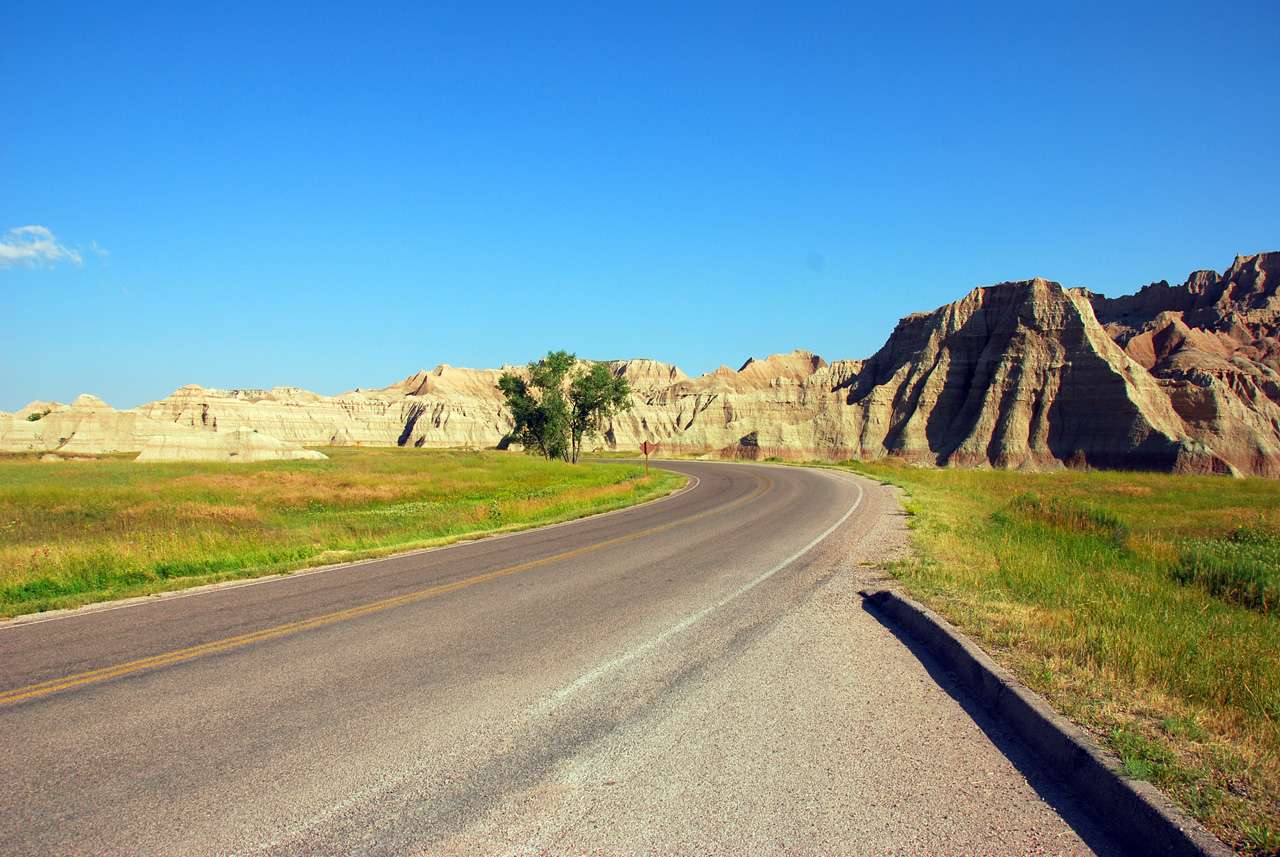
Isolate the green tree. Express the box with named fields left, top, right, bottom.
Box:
left=568, top=361, right=632, bottom=463
left=497, top=351, right=632, bottom=463
left=497, top=350, right=573, bottom=461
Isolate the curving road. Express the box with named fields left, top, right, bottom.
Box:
left=0, top=461, right=1122, bottom=855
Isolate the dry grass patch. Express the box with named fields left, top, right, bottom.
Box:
left=0, top=448, right=683, bottom=618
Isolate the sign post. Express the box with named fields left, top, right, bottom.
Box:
left=640, top=440, right=658, bottom=473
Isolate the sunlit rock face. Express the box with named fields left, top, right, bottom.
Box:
left=3, top=253, right=1276, bottom=474
left=813, top=280, right=1154, bottom=468
left=0, top=394, right=197, bottom=455
left=622, top=254, right=1274, bottom=475
left=135, top=427, right=328, bottom=463
left=1089, top=252, right=1280, bottom=477
left=134, top=365, right=514, bottom=450
left=613, top=255, right=1277, bottom=474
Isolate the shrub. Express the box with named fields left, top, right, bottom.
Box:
left=1174, top=524, right=1280, bottom=614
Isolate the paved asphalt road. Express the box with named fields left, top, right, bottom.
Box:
left=0, top=461, right=1125, bottom=856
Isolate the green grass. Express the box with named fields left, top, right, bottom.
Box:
left=1174, top=522, right=1280, bottom=614
left=0, top=448, right=684, bottom=617
left=834, top=460, right=1280, bottom=856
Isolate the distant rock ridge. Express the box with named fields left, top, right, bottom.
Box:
left=832, top=278, right=1213, bottom=472
left=136, top=427, right=328, bottom=463
left=1087, top=252, right=1280, bottom=477
left=2, top=253, right=1276, bottom=474
left=605, top=359, right=690, bottom=391
left=0, top=393, right=327, bottom=463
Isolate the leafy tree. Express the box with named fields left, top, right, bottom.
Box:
left=568, top=361, right=632, bottom=463
left=497, top=351, right=632, bottom=463
left=497, top=350, right=573, bottom=461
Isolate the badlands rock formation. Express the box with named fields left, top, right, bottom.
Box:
left=134, top=363, right=511, bottom=450
left=0, top=394, right=326, bottom=463
left=826, top=279, right=1219, bottom=472
left=1087, top=253, right=1280, bottom=477
left=600, top=351, right=863, bottom=456
left=600, top=279, right=1227, bottom=472
left=0, top=395, right=193, bottom=455
left=136, top=427, right=327, bottom=463
left=3, top=252, right=1276, bottom=474
left=604, top=253, right=1274, bottom=475
left=0, top=365, right=514, bottom=463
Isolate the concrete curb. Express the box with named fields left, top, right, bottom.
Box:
left=860, top=587, right=1236, bottom=857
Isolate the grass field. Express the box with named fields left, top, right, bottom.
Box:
left=837, top=460, right=1280, bottom=855
left=0, top=448, right=683, bottom=618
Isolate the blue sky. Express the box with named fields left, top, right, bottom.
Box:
left=3, top=1, right=1277, bottom=411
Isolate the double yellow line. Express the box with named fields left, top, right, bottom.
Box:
left=1, top=473, right=771, bottom=706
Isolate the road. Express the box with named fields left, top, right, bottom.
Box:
left=0, top=461, right=1123, bottom=855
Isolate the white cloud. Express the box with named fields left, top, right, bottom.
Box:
left=0, top=226, right=85, bottom=268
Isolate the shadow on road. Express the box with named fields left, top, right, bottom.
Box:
left=860, top=598, right=1131, bottom=857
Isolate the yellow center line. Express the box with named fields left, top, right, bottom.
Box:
left=1, top=472, right=773, bottom=706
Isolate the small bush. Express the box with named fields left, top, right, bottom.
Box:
left=1174, top=528, right=1280, bottom=614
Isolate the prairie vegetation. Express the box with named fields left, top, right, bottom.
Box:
left=0, top=448, right=682, bottom=618
left=840, top=461, right=1280, bottom=855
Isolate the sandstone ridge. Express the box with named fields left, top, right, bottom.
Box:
left=1087, top=253, right=1280, bottom=477
left=136, top=427, right=329, bottom=463
left=0, top=393, right=327, bottom=463
left=3, top=253, right=1276, bottom=474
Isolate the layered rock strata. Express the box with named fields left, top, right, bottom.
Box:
left=136, top=427, right=328, bottom=463
left=827, top=278, right=1221, bottom=472
left=133, top=363, right=511, bottom=450
left=1087, top=253, right=1280, bottom=477
left=3, top=253, right=1276, bottom=475
left=0, top=394, right=326, bottom=463
left=0, top=395, right=192, bottom=455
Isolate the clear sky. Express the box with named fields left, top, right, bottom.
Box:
left=3, top=1, right=1277, bottom=411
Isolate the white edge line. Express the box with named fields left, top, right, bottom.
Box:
left=550, top=475, right=864, bottom=703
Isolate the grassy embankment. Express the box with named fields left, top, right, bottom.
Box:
left=838, top=460, right=1279, bottom=856
left=0, top=448, right=683, bottom=618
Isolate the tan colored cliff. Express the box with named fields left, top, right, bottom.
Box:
left=615, top=255, right=1274, bottom=474
left=598, top=351, right=846, bottom=457
left=134, top=364, right=513, bottom=449
left=599, top=281, right=1227, bottom=472
left=136, top=427, right=328, bottom=463
left=1089, top=252, right=1280, bottom=477
left=0, top=395, right=193, bottom=455
left=0, top=394, right=328, bottom=463
left=4, top=253, right=1276, bottom=475
left=824, top=279, right=1222, bottom=472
